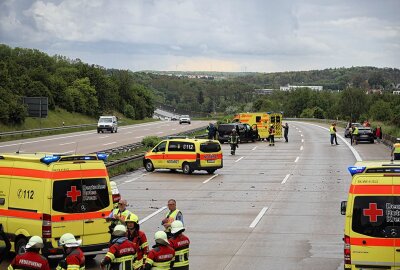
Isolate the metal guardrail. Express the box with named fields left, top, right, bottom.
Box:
left=0, top=123, right=97, bottom=138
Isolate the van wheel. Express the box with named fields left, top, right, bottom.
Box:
left=206, top=169, right=216, bottom=174
left=182, top=163, right=193, bottom=174
left=145, top=160, right=155, bottom=172
left=97, top=130, right=100, bottom=133
left=16, top=237, right=28, bottom=255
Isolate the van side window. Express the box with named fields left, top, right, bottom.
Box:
left=52, top=178, right=110, bottom=213
left=352, top=196, right=399, bottom=238
left=200, top=142, right=221, bottom=153
left=256, top=116, right=261, bottom=122
left=154, top=142, right=167, bottom=152
left=168, top=141, right=195, bottom=152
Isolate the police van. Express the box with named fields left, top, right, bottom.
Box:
left=143, top=138, right=223, bottom=174
left=0, top=153, right=113, bottom=259
left=340, top=161, right=400, bottom=269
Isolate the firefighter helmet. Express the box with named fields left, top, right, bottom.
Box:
left=171, top=220, right=185, bottom=234
left=154, top=231, right=169, bottom=245
left=59, top=233, right=81, bottom=247
left=25, top=235, right=44, bottom=249
left=113, top=224, right=127, bottom=236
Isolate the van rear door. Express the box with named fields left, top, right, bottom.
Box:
left=350, top=175, right=395, bottom=267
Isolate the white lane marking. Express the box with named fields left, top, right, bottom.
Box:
left=156, top=131, right=164, bottom=134
left=139, top=206, right=167, bottom=225
left=298, top=122, right=362, bottom=161
left=281, top=174, right=290, bottom=184
left=99, top=136, right=109, bottom=139
left=125, top=132, right=133, bottom=134
left=63, top=150, right=75, bottom=154
left=235, top=157, right=244, bottom=163
left=294, top=156, right=299, bottom=163
left=300, top=145, right=303, bottom=151
left=301, top=134, right=303, bottom=137
left=301, top=139, right=304, bottom=143
left=172, top=129, right=176, bottom=131
left=125, top=173, right=148, bottom=183
left=143, top=129, right=149, bottom=131
left=103, top=142, right=116, bottom=146
left=135, top=136, right=144, bottom=139
left=249, top=207, right=269, bottom=228
left=298, top=130, right=301, bottom=133
left=59, top=142, right=75, bottom=146
left=203, top=174, right=219, bottom=184
left=252, top=146, right=257, bottom=150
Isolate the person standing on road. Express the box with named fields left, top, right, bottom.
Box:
left=391, top=138, right=400, bottom=160
left=56, top=233, right=85, bottom=270
left=375, top=126, right=382, bottom=143
left=126, top=214, right=149, bottom=270
left=206, top=123, right=217, bottom=140
left=268, top=124, right=275, bottom=146
left=101, top=225, right=138, bottom=270
left=162, top=199, right=184, bottom=238
left=329, top=123, right=339, bottom=145
left=169, top=221, right=190, bottom=270
left=0, top=224, right=11, bottom=265
left=107, top=199, right=131, bottom=233
left=352, top=125, right=359, bottom=145
left=8, top=236, right=50, bottom=270
left=144, top=231, right=175, bottom=270
left=283, top=123, right=289, bottom=143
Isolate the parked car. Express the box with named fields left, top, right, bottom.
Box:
left=179, top=115, right=191, bottom=124
left=344, top=122, right=374, bottom=143
left=217, top=123, right=258, bottom=143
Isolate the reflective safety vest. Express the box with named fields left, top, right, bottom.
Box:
left=145, top=245, right=175, bottom=270
left=102, top=237, right=138, bottom=270
left=394, top=143, right=400, bottom=154
left=110, top=209, right=131, bottom=225
left=56, top=248, right=85, bottom=270
left=165, top=209, right=182, bottom=233
left=8, top=251, right=50, bottom=270
left=169, top=234, right=190, bottom=269
left=352, top=127, right=359, bottom=135
left=329, top=125, right=335, bottom=134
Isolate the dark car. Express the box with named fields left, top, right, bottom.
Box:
left=345, top=122, right=374, bottom=143
left=217, top=123, right=258, bottom=143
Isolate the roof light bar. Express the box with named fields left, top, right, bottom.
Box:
left=40, top=156, right=61, bottom=165
left=348, top=166, right=366, bottom=176
left=97, top=153, right=108, bottom=162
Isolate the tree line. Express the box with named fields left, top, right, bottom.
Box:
left=0, top=44, right=154, bottom=125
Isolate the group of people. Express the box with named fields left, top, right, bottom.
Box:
left=7, top=198, right=190, bottom=270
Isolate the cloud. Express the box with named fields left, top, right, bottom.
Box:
left=0, top=0, right=399, bottom=71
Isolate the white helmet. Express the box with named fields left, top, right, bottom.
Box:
left=113, top=224, right=127, bottom=236
left=171, top=220, right=185, bottom=234
left=25, top=235, right=44, bottom=249
left=59, top=233, right=81, bottom=247
left=154, top=231, right=169, bottom=245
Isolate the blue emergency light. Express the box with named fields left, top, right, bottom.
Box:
left=96, top=153, right=108, bottom=161
left=40, top=155, right=61, bottom=165
left=348, top=166, right=366, bottom=176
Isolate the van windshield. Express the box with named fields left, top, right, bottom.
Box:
left=200, top=142, right=221, bottom=153
left=352, top=196, right=400, bottom=238
left=99, top=118, right=113, bottom=123
left=52, top=178, right=110, bottom=213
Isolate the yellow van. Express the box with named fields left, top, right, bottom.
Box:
left=143, top=138, right=223, bottom=174
left=0, top=153, right=113, bottom=259
left=233, top=112, right=283, bottom=139
left=340, top=161, right=400, bottom=269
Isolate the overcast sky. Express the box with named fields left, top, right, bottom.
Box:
left=0, top=0, right=399, bottom=72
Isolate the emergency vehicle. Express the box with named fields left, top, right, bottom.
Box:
left=340, top=161, right=400, bottom=269
left=143, top=138, right=223, bottom=174
left=0, top=153, right=113, bottom=259
left=233, top=112, right=283, bottom=139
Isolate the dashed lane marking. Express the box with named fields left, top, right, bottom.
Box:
left=249, top=207, right=269, bottom=228
left=294, top=156, right=299, bottom=163
left=59, top=142, right=75, bottom=146
left=300, top=145, right=304, bottom=151
left=203, top=174, right=219, bottom=184
left=281, top=174, right=290, bottom=184
left=252, top=146, right=257, bottom=150
left=103, top=142, right=116, bottom=146
left=235, top=157, right=244, bottom=163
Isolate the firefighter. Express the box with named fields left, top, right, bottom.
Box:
left=144, top=231, right=175, bottom=270
left=126, top=214, right=149, bottom=270
left=101, top=224, right=138, bottom=270
left=229, top=129, right=239, bottom=155
left=391, top=138, right=400, bottom=161
left=268, top=124, right=275, bottom=146
left=107, top=199, right=132, bottom=233
left=8, top=235, right=50, bottom=270
left=169, top=221, right=190, bottom=270
left=56, top=233, right=85, bottom=270
left=0, top=223, right=11, bottom=265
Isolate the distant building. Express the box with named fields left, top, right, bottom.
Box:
left=280, top=84, right=323, bottom=91
left=366, top=89, right=383, bottom=95
left=254, top=89, right=275, bottom=95
left=393, top=90, right=400, bottom=95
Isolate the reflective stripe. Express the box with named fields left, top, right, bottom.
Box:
left=146, top=258, right=154, bottom=264
left=349, top=184, right=400, bottom=195
left=113, top=255, right=134, bottom=263
left=174, top=248, right=189, bottom=267
left=141, top=242, right=149, bottom=249
left=133, top=258, right=144, bottom=269
left=106, top=251, right=116, bottom=261
left=153, top=260, right=172, bottom=269
left=7, top=265, right=14, bottom=270
left=66, top=265, right=80, bottom=270
left=0, top=167, right=107, bottom=179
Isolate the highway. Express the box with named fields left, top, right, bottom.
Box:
left=0, top=121, right=392, bottom=269
left=0, top=120, right=209, bottom=154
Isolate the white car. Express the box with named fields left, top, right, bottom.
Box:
left=97, top=116, right=118, bottom=133
left=179, top=115, right=191, bottom=124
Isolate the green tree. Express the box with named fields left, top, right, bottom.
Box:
left=369, top=100, right=392, bottom=121
left=339, top=88, right=367, bottom=121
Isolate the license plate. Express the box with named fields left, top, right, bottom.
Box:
left=207, top=160, right=215, bottom=163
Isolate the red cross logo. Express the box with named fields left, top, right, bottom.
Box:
left=363, top=203, right=383, bottom=223
left=67, top=186, right=81, bottom=202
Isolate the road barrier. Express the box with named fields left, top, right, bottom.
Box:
left=0, top=124, right=97, bottom=139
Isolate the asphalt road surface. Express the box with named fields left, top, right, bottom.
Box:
left=0, top=121, right=393, bottom=269
left=0, top=120, right=209, bottom=154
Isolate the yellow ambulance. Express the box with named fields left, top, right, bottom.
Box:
left=341, top=161, right=400, bottom=269
left=143, top=138, right=223, bottom=174
left=233, top=112, right=283, bottom=139
left=0, top=153, right=113, bottom=259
